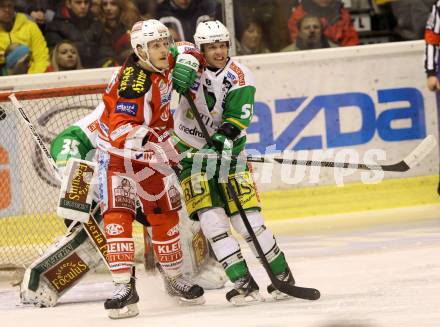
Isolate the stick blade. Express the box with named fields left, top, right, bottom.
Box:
left=403, top=135, right=437, bottom=169
left=274, top=279, right=321, bottom=300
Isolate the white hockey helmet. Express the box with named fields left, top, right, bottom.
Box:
left=130, top=19, right=171, bottom=71
left=193, top=20, right=230, bottom=50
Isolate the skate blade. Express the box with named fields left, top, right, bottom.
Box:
left=229, top=291, right=264, bottom=306
left=270, top=290, right=292, bottom=301
left=107, top=303, right=139, bottom=319
left=177, top=295, right=206, bottom=306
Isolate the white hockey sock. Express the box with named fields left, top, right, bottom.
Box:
left=199, top=208, right=244, bottom=272
left=231, top=211, right=282, bottom=263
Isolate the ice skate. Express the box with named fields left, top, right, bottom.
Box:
left=157, top=263, right=205, bottom=305
left=226, top=273, right=263, bottom=306
left=104, top=273, right=139, bottom=319
left=267, top=266, right=296, bottom=300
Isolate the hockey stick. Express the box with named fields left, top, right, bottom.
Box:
left=187, top=134, right=436, bottom=172
left=184, top=93, right=320, bottom=300
left=9, top=94, right=62, bottom=182
left=8, top=94, right=110, bottom=268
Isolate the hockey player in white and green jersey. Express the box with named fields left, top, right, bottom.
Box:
left=172, top=21, right=295, bottom=305
left=50, top=102, right=103, bottom=172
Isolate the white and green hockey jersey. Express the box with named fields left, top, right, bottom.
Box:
left=174, top=58, right=256, bottom=149
left=50, top=102, right=104, bottom=167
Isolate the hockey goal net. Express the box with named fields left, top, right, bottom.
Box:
left=0, top=85, right=144, bottom=278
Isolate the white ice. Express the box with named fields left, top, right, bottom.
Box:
left=1, top=205, right=439, bottom=327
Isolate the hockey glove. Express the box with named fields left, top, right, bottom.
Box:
left=172, top=53, right=199, bottom=94
left=207, top=132, right=233, bottom=158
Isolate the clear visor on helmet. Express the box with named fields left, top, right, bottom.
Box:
left=146, top=36, right=175, bottom=52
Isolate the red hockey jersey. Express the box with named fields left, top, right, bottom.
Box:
left=97, top=54, right=175, bottom=161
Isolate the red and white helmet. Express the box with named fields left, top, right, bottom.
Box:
left=193, top=20, right=230, bottom=50
left=130, top=19, right=172, bottom=72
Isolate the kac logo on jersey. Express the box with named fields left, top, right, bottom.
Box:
left=116, top=102, right=138, bottom=116
left=161, top=107, right=170, bottom=121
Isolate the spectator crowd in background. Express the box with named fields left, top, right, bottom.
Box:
left=0, top=0, right=435, bottom=76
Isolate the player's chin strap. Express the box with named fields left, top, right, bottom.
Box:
left=183, top=93, right=320, bottom=300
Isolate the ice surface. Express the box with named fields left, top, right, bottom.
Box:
left=1, top=208, right=439, bottom=327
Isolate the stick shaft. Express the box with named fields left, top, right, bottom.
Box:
left=9, top=94, right=61, bottom=181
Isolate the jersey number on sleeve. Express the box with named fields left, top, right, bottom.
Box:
left=61, top=139, right=80, bottom=156
left=240, top=104, right=253, bottom=119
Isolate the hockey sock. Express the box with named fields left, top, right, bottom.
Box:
left=148, top=212, right=183, bottom=277
left=104, top=211, right=135, bottom=283
left=199, top=208, right=248, bottom=282
left=231, top=211, right=287, bottom=275
left=225, top=260, right=249, bottom=282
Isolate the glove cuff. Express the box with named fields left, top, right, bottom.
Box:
left=217, top=122, right=241, bottom=140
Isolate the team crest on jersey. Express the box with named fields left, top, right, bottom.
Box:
left=116, top=102, right=138, bottom=116
left=160, top=107, right=170, bottom=121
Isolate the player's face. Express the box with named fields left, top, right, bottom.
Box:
left=203, top=42, right=228, bottom=69
left=148, top=38, right=170, bottom=70
left=57, top=43, right=79, bottom=69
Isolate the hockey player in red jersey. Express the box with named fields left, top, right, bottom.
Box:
left=96, top=19, right=205, bottom=319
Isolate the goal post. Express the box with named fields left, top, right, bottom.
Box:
left=0, top=72, right=177, bottom=280
left=0, top=85, right=111, bottom=273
